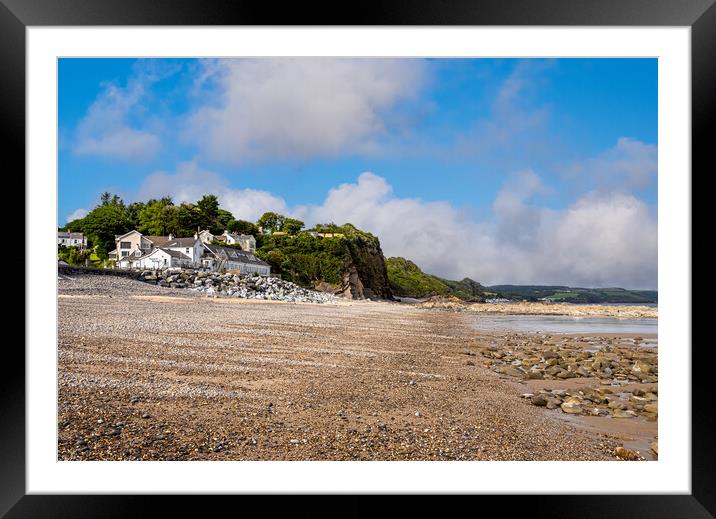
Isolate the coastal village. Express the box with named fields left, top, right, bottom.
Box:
left=59, top=228, right=272, bottom=276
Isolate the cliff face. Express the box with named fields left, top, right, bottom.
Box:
left=257, top=224, right=393, bottom=300
left=341, top=237, right=393, bottom=300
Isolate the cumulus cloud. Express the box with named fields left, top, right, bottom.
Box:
left=137, top=162, right=288, bottom=222
left=132, top=136, right=657, bottom=289
left=187, top=58, right=429, bottom=163
left=73, top=62, right=178, bottom=161
left=66, top=208, right=88, bottom=223
left=562, top=137, right=658, bottom=193
left=294, top=170, right=657, bottom=290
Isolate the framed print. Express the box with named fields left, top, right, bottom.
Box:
left=3, top=0, right=711, bottom=515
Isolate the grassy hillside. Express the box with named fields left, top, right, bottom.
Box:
left=435, top=277, right=497, bottom=302
left=385, top=257, right=451, bottom=298
left=386, top=257, right=495, bottom=301
left=489, top=285, right=658, bottom=304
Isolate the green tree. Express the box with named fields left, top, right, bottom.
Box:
left=126, top=201, right=146, bottom=229
left=196, top=195, right=219, bottom=230
left=76, top=194, right=134, bottom=258
left=137, top=198, right=174, bottom=235
left=214, top=209, right=235, bottom=234
left=281, top=217, right=304, bottom=235
left=257, top=212, right=283, bottom=233
left=227, top=219, right=259, bottom=236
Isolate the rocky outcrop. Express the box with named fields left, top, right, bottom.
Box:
left=310, top=233, right=393, bottom=300
left=138, top=269, right=336, bottom=303
left=342, top=237, right=392, bottom=300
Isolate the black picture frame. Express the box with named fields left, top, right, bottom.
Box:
left=3, top=0, right=709, bottom=515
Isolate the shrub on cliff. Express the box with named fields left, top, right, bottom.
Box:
left=385, top=257, right=452, bottom=298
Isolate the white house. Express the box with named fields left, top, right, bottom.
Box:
left=110, top=230, right=160, bottom=261
left=58, top=231, right=87, bottom=249
left=222, top=232, right=256, bottom=253
left=202, top=243, right=270, bottom=275
left=135, top=248, right=188, bottom=269
left=163, top=236, right=204, bottom=265
left=196, top=229, right=256, bottom=253
left=115, top=248, right=144, bottom=269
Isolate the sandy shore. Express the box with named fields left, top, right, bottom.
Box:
left=57, top=275, right=656, bottom=461
left=420, top=297, right=657, bottom=319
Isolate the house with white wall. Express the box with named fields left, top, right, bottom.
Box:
left=135, top=248, right=188, bottom=269
left=196, top=229, right=256, bottom=253
left=110, top=230, right=159, bottom=261
left=223, top=232, right=256, bottom=253
left=163, top=236, right=204, bottom=265
left=202, top=243, right=270, bottom=275
left=58, top=231, right=87, bottom=249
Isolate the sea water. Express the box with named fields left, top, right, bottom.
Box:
left=471, top=314, right=658, bottom=337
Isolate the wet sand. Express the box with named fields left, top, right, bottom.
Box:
left=57, top=275, right=656, bottom=461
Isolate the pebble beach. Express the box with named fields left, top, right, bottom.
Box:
left=58, top=275, right=657, bottom=461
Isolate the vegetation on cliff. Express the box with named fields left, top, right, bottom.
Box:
left=256, top=223, right=391, bottom=298
left=386, top=257, right=495, bottom=301
left=385, top=257, right=451, bottom=298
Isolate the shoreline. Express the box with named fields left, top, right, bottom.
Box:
left=415, top=297, right=657, bottom=319
left=57, top=275, right=657, bottom=461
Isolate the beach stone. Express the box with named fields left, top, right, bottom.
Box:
left=615, top=446, right=640, bottom=460
left=560, top=399, right=582, bottom=414
left=526, top=370, right=544, bottom=380
left=497, top=366, right=523, bottom=378
left=576, top=366, right=592, bottom=377
left=542, top=351, right=560, bottom=360
left=545, top=399, right=561, bottom=410
left=530, top=394, right=548, bottom=407
left=556, top=370, right=577, bottom=379
left=631, top=361, right=652, bottom=375
left=650, top=440, right=658, bottom=455
left=643, top=403, right=658, bottom=414
left=545, top=365, right=563, bottom=376
left=612, top=409, right=637, bottom=418
left=607, top=400, right=627, bottom=410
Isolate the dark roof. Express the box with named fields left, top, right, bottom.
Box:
left=164, top=237, right=199, bottom=248
left=159, top=248, right=189, bottom=259
left=203, top=244, right=269, bottom=267
left=144, top=235, right=171, bottom=247
left=114, top=230, right=141, bottom=240
left=225, top=232, right=254, bottom=241
left=141, top=248, right=188, bottom=259
left=58, top=232, right=85, bottom=239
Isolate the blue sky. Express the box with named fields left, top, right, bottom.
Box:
left=58, top=58, right=658, bottom=288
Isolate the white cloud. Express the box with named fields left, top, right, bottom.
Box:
left=73, top=68, right=165, bottom=162
left=133, top=146, right=657, bottom=289
left=187, top=58, right=428, bottom=163
left=295, top=170, right=657, bottom=290
left=137, top=162, right=288, bottom=222
left=66, top=208, right=88, bottom=223
left=563, top=137, right=658, bottom=193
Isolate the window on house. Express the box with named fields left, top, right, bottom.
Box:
left=185, top=248, right=190, bottom=254
left=120, top=241, right=131, bottom=249
left=121, top=251, right=129, bottom=257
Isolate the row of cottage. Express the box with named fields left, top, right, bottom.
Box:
left=107, top=229, right=271, bottom=276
